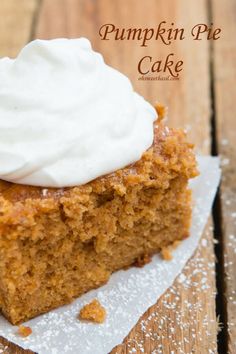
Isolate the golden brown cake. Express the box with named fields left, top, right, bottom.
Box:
left=0, top=118, right=198, bottom=325
left=79, top=299, right=106, bottom=323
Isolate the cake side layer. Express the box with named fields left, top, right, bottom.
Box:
left=0, top=122, right=198, bottom=324
left=0, top=180, right=191, bottom=324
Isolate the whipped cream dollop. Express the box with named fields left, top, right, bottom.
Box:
left=0, top=38, right=157, bottom=187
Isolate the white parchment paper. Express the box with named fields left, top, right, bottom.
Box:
left=0, top=156, right=221, bottom=354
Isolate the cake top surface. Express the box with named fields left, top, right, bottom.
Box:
left=0, top=121, right=198, bottom=206
left=0, top=38, right=156, bottom=188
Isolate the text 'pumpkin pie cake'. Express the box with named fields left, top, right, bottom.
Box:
left=0, top=38, right=198, bottom=324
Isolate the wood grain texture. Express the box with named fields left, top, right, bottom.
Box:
left=0, top=0, right=220, bottom=353
left=212, top=0, right=236, bottom=352
left=0, top=337, right=34, bottom=354
left=0, top=0, right=40, bottom=57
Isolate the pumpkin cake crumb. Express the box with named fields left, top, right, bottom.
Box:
left=161, top=240, right=182, bottom=261
left=17, top=325, right=32, bottom=337
left=79, top=299, right=106, bottom=323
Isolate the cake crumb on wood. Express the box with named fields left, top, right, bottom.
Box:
left=79, top=299, right=106, bottom=323
left=17, top=325, right=32, bottom=337
left=161, top=240, right=182, bottom=261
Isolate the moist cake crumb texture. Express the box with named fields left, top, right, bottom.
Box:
left=134, top=253, right=152, bottom=267
left=79, top=299, right=106, bottom=323
left=161, top=240, right=182, bottom=261
left=17, top=325, right=32, bottom=337
left=0, top=120, right=198, bottom=324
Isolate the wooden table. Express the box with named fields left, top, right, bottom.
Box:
left=0, top=1, right=235, bottom=353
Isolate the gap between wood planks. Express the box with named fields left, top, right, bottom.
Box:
left=208, top=0, right=229, bottom=353
left=210, top=57, right=229, bottom=354
left=28, top=0, right=42, bottom=42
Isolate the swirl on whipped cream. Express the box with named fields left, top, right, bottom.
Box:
left=0, top=38, right=157, bottom=187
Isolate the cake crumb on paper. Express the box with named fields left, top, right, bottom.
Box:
left=161, top=247, right=173, bottom=261
left=161, top=240, right=181, bottom=261
left=17, top=325, right=32, bottom=337
left=79, top=299, right=106, bottom=324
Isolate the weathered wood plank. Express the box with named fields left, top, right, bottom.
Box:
left=0, top=337, right=34, bottom=354
left=0, top=0, right=40, bottom=57
left=212, top=0, right=236, bottom=352
left=0, top=0, right=218, bottom=353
